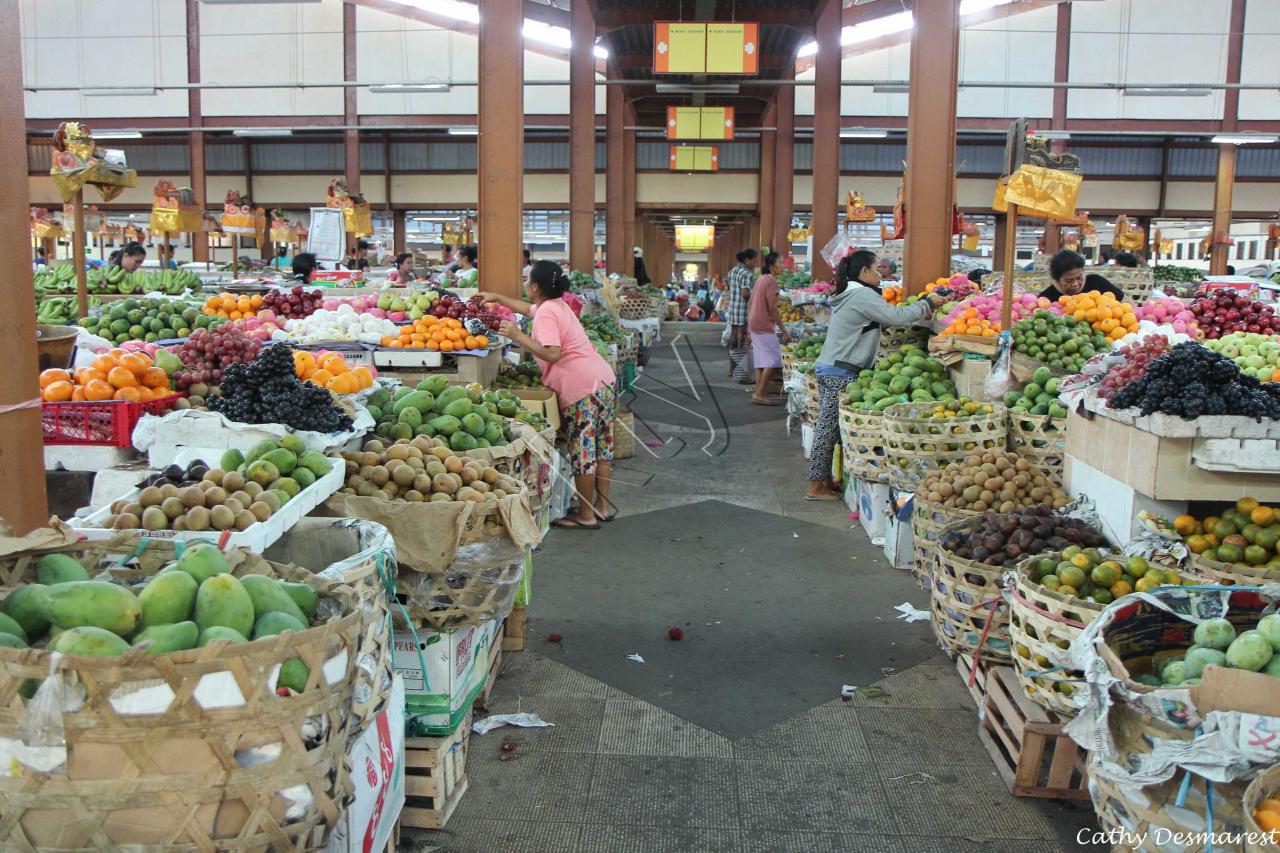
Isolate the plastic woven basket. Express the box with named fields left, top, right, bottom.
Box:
left=42, top=394, right=181, bottom=447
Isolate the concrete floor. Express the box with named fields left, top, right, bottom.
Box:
left=406, top=323, right=1098, bottom=853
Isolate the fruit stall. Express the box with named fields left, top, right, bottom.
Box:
left=14, top=234, right=637, bottom=848
left=832, top=266, right=1280, bottom=847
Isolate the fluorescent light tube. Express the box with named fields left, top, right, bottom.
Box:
left=232, top=129, right=293, bottom=137
left=370, top=83, right=450, bottom=94
left=1037, top=130, right=1071, bottom=140
left=448, top=127, right=479, bottom=136
left=83, top=87, right=156, bottom=97
left=1211, top=133, right=1279, bottom=145
left=839, top=128, right=888, bottom=138
left=93, top=130, right=143, bottom=140
left=1122, top=87, right=1211, bottom=97
left=872, top=84, right=909, bottom=94
left=654, top=83, right=739, bottom=95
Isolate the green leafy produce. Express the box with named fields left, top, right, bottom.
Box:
left=842, top=345, right=957, bottom=411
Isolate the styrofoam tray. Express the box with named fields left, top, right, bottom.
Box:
left=372, top=349, right=443, bottom=368
left=133, top=407, right=373, bottom=468
left=72, top=449, right=345, bottom=552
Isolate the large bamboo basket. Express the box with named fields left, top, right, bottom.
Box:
left=1007, top=412, right=1067, bottom=488
left=838, top=404, right=888, bottom=483
left=393, top=537, right=527, bottom=631
left=882, top=402, right=1008, bottom=488
left=930, top=517, right=1012, bottom=664
left=1243, top=762, right=1280, bottom=853
left=1188, top=553, right=1280, bottom=587
left=1006, top=554, right=1103, bottom=717
left=0, top=534, right=363, bottom=852
left=910, top=498, right=977, bottom=592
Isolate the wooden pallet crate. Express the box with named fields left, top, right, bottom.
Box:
left=401, top=713, right=471, bottom=830
left=502, top=603, right=527, bottom=652
left=473, top=634, right=505, bottom=712
left=976, top=667, right=1089, bottom=801
left=954, top=651, right=988, bottom=709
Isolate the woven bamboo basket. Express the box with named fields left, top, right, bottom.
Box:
left=930, top=517, right=1012, bottom=664
left=1006, top=555, right=1103, bottom=717
left=1188, top=553, right=1280, bottom=586
left=262, top=517, right=396, bottom=735
left=646, top=294, right=667, bottom=318
left=838, top=404, right=888, bottom=482
left=876, top=325, right=930, bottom=361
left=618, top=294, right=651, bottom=320
left=614, top=408, right=635, bottom=459
left=1087, top=703, right=1251, bottom=853
left=910, top=498, right=976, bottom=592
left=0, top=534, right=362, bottom=852
left=1007, top=412, right=1067, bottom=487
left=804, top=372, right=821, bottom=423
left=1243, top=762, right=1280, bottom=853
left=882, top=402, right=1008, bottom=489
left=393, top=539, right=527, bottom=630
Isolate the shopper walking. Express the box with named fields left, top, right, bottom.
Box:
left=806, top=250, right=941, bottom=500
left=726, top=248, right=757, bottom=377
left=480, top=260, right=618, bottom=529
left=747, top=250, right=789, bottom=405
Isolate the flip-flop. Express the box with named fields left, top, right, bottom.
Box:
left=804, top=494, right=842, bottom=502
left=751, top=397, right=781, bottom=406
left=552, top=518, right=602, bottom=530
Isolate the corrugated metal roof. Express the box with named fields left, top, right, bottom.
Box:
left=360, top=141, right=386, bottom=172
left=207, top=143, right=246, bottom=172
left=1077, top=146, right=1164, bottom=177
left=251, top=142, right=340, bottom=172
left=1167, top=146, right=1216, bottom=178
left=390, top=142, right=478, bottom=171
left=525, top=141, right=570, bottom=170
left=841, top=142, right=908, bottom=172
left=1237, top=147, right=1280, bottom=179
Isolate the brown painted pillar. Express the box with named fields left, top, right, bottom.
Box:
left=904, top=0, right=960, bottom=293
left=773, top=70, right=795, bottom=252
left=393, top=210, right=406, bottom=252
left=342, top=3, right=360, bottom=193
left=623, top=105, right=637, bottom=273
left=478, top=0, right=524, bottom=296
left=1043, top=223, right=1061, bottom=255
left=758, top=115, right=776, bottom=252
left=1209, top=144, right=1236, bottom=276
left=569, top=1, right=596, bottom=273
left=810, top=0, right=841, bottom=283
left=992, top=213, right=1009, bottom=272
left=0, top=0, right=48, bottom=532
left=186, top=0, right=207, bottom=262
left=605, top=81, right=626, bottom=275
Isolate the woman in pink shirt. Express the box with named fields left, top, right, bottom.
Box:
left=481, top=261, right=618, bottom=530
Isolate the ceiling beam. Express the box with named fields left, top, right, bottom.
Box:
left=593, top=5, right=816, bottom=32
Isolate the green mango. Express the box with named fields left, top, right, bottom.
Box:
left=399, top=406, right=423, bottom=429
left=449, top=431, right=478, bottom=452
left=138, top=569, right=198, bottom=629
left=393, top=386, right=414, bottom=402
left=461, top=413, right=486, bottom=437
left=195, top=574, right=254, bottom=638
left=2, top=585, right=50, bottom=637
left=0, top=613, right=27, bottom=644
left=0, top=632, right=25, bottom=649
left=45, top=581, right=141, bottom=637
left=429, top=415, right=461, bottom=436
left=174, top=543, right=230, bottom=584
left=131, top=621, right=199, bottom=655
left=260, top=448, right=298, bottom=475
left=418, top=375, right=450, bottom=396
left=278, top=658, right=310, bottom=693
left=483, top=423, right=504, bottom=444
left=35, top=553, right=91, bottom=586
left=298, top=451, right=331, bottom=477
left=443, top=398, right=474, bottom=419
left=280, top=582, right=318, bottom=619
left=368, top=388, right=391, bottom=410
left=240, top=575, right=307, bottom=623
left=414, top=423, right=437, bottom=437
left=275, top=477, right=300, bottom=498
left=245, top=439, right=279, bottom=465
left=252, top=610, right=307, bottom=640
left=292, top=467, right=316, bottom=489
left=392, top=390, right=435, bottom=418
left=221, top=448, right=246, bottom=471
left=53, top=626, right=129, bottom=657
left=198, top=626, right=248, bottom=647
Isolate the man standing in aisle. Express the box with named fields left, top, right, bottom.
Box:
left=726, top=248, right=757, bottom=378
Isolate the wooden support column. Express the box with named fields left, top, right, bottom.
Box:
left=393, top=210, right=406, bottom=252
left=478, top=0, right=524, bottom=296
left=992, top=213, right=1009, bottom=272
left=1042, top=223, right=1061, bottom=255
left=568, top=0, right=596, bottom=272
left=186, top=0, right=207, bottom=262
left=904, top=0, right=960, bottom=293
left=623, top=103, right=637, bottom=271
left=605, top=80, right=626, bottom=275
left=342, top=3, right=360, bottom=194
left=0, top=0, right=48, bottom=532
left=810, top=0, right=841, bottom=282
left=773, top=69, right=795, bottom=252
left=1209, top=144, right=1236, bottom=276
left=758, top=105, right=776, bottom=252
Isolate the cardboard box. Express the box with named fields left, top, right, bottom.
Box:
left=325, top=676, right=406, bottom=853
left=948, top=355, right=991, bottom=401
left=511, top=388, right=561, bottom=432
left=858, top=479, right=890, bottom=542
left=395, top=620, right=497, bottom=737
left=883, top=493, right=914, bottom=570
left=1064, top=407, right=1280, bottom=502
left=1065, top=456, right=1186, bottom=547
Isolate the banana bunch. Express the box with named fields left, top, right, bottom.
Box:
left=150, top=268, right=200, bottom=294
left=34, top=265, right=77, bottom=296
left=35, top=296, right=92, bottom=325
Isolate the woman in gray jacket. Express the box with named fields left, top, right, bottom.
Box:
left=807, top=250, right=943, bottom=500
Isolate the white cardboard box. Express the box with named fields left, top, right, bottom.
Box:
left=844, top=478, right=861, bottom=513
left=395, top=620, right=498, bottom=737
left=133, top=407, right=373, bottom=468
left=1066, top=455, right=1187, bottom=547
left=325, top=676, right=405, bottom=853
left=883, top=493, right=914, bottom=570
left=858, top=479, right=890, bottom=542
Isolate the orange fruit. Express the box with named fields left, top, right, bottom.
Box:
left=1173, top=515, right=1200, bottom=537
left=464, top=336, right=479, bottom=350
left=114, top=386, right=144, bottom=402
left=323, top=355, right=350, bottom=375
left=91, top=355, right=120, bottom=374
left=40, top=368, right=72, bottom=388
left=1256, top=810, right=1280, bottom=838
left=107, top=366, right=139, bottom=388
left=476, top=335, right=489, bottom=348
left=425, top=341, right=439, bottom=351
left=250, top=294, right=263, bottom=308
left=71, top=386, right=86, bottom=401
left=353, top=367, right=373, bottom=389
left=140, top=367, right=169, bottom=389
left=310, top=368, right=333, bottom=387
left=120, top=353, right=151, bottom=377
left=439, top=340, right=454, bottom=352
left=74, top=367, right=105, bottom=386
left=42, top=380, right=74, bottom=402
left=83, top=379, right=114, bottom=401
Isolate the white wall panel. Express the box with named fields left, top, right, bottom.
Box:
left=251, top=175, right=334, bottom=205
left=1239, top=1, right=1280, bottom=122
left=1165, top=181, right=1214, bottom=213
left=637, top=173, right=757, bottom=205
left=1234, top=183, right=1280, bottom=215
left=524, top=174, right=569, bottom=204
left=392, top=174, right=478, bottom=205
left=524, top=53, right=569, bottom=115
left=1078, top=180, right=1161, bottom=211
left=795, top=68, right=815, bottom=116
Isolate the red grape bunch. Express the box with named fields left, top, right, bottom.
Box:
left=466, top=295, right=502, bottom=331
left=174, top=325, right=261, bottom=391
left=262, top=285, right=324, bottom=320
left=1098, top=335, right=1169, bottom=403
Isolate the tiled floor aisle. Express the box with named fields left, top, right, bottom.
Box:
left=405, top=324, right=1099, bottom=852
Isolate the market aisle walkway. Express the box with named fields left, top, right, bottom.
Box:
left=408, top=324, right=1097, bottom=853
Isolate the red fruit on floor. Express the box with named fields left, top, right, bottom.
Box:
left=668, top=627, right=684, bottom=641
left=547, top=633, right=562, bottom=643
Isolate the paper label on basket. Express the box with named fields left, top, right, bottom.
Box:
left=194, top=671, right=246, bottom=709
left=0, top=737, right=66, bottom=774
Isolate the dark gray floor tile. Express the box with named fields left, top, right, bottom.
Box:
left=405, top=818, right=581, bottom=852
left=854, top=707, right=993, bottom=765
left=454, top=750, right=593, bottom=823
left=876, top=764, right=1062, bottom=840
left=598, top=698, right=733, bottom=758
left=583, top=755, right=739, bottom=828
left=732, top=705, right=872, bottom=762
left=736, top=760, right=896, bottom=835
left=575, top=824, right=740, bottom=853
left=477, top=696, right=608, bottom=754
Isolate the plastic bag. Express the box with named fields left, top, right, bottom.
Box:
left=9, top=655, right=68, bottom=773
left=818, top=230, right=857, bottom=274
left=982, top=331, right=1019, bottom=401
left=720, top=324, right=732, bottom=347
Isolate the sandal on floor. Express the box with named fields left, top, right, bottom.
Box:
left=751, top=397, right=781, bottom=406
left=552, top=518, right=602, bottom=530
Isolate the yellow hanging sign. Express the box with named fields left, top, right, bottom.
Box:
left=654, top=22, right=758, bottom=75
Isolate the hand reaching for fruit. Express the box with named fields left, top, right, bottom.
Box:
left=498, top=320, right=522, bottom=341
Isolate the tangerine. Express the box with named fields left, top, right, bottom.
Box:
left=83, top=379, right=114, bottom=401
left=140, top=367, right=169, bottom=389
left=42, top=380, right=74, bottom=402
left=114, top=386, right=145, bottom=402
left=40, top=368, right=72, bottom=388
left=107, top=366, right=139, bottom=388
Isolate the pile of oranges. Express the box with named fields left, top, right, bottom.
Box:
left=1254, top=795, right=1280, bottom=840
left=883, top=286, right=903, bottom=305
left=381, top=317, right=491, bottom=352
left=40, top=351, right=173, bottom=403
left=1058, top=292, right=1139, bottom=343
left=203, top=292, right=264, bottom=320
left=293, top=351, right=375, bottom=395
left=938, top=308, right=1000, bottom=338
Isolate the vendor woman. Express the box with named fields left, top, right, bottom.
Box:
left=1039, top=249, right=1124, bottom=302
left=481, top=260, right=617, bottom=529
left=454, top=245, right=479, bottom=286
left=807, top=250, right=943, bottom=501
left=113, top=241, right=147, bottom=273
left=388, top=252, right=416, bottom=284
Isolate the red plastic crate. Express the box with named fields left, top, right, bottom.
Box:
left=42, top=394, right=181, bottom=447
